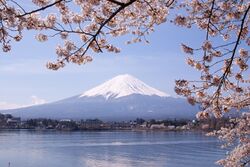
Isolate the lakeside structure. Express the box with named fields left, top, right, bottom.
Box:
left=0, top=113, right=230, bottom=132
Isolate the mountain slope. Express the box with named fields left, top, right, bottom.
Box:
left=2, top=74, right=198, bottom=120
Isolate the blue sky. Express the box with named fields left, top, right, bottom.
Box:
left=0, top=21, right=204, bottom=109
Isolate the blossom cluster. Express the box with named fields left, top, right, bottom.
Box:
left=0, top=0, right=170, bottom=69
left=175, top=0, right=250, bottom=120
left=0, top=1, right=249, bottom=166
left=208, top=112, right=250, bottom=167
left=174, top=1, right=249, bottom=166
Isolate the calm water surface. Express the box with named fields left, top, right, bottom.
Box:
left=0, top=130, right=226, bottom=167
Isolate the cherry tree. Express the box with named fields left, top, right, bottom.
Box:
left=174, top=1, right=249, bottom=166
left=0, top=0, right=249, bottom=166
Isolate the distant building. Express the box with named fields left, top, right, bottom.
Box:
left=150, top=123, right=166, bottom=129
left=167, top=125, right=175, bottom=130
left=60, top=119, right=72, bottom=122
left=140, top=122, right=148, bottom=128
left=7, top=117, right=21, bottom=123
left=6, top=117, right=21, bottom=127
left=84, top=119, right=103, bottom=129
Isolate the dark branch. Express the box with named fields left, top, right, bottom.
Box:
left=106, top=0, right=125, bottom=6
left=211, top=4, right=250, bottom=107
left=16, top=0, right=67, bottom=17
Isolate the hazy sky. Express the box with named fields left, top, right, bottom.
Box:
left=0, top=20, right=204, bottom=109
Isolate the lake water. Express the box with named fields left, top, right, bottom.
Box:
left=0, top=130, right=226, bottom=167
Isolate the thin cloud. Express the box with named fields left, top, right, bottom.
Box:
left=0, top=96, right=46, bottom=110
left=0, top=102, right=21, bottom=110
left=31, top=95, right=46, bottom=105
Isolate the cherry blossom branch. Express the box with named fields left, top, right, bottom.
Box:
left=17, top=0, right=68, bottom=17
left=59, top=0, right=137, bottom=63
left=107, top=0, right=125, bottom=6
left=212, top=4, right=250, bottom=105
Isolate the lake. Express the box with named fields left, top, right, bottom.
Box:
left=0, top=130, right=226, bottom=167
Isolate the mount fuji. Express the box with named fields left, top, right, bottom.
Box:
left=80, top=74, right=169, bottom=99
left=2, top=74, right=198, bottom=120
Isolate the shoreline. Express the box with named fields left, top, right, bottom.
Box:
left=0, top=128, right=208, bottom=133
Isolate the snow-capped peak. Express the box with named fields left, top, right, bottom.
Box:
left=79, top=74, right=169, bottom=99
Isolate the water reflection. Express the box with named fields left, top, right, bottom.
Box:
left=83, top=155, right=166, bottom=167
left=0, top=131, right=226, bottom=167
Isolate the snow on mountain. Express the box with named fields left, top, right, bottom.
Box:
left=1, top=74, right=198, bottom=120
left=80, top=74, right=169, bottom=99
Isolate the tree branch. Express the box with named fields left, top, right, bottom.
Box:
left=16, top=0, right=67, bottom=17
left=211, top=4, right=250, bottom=108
